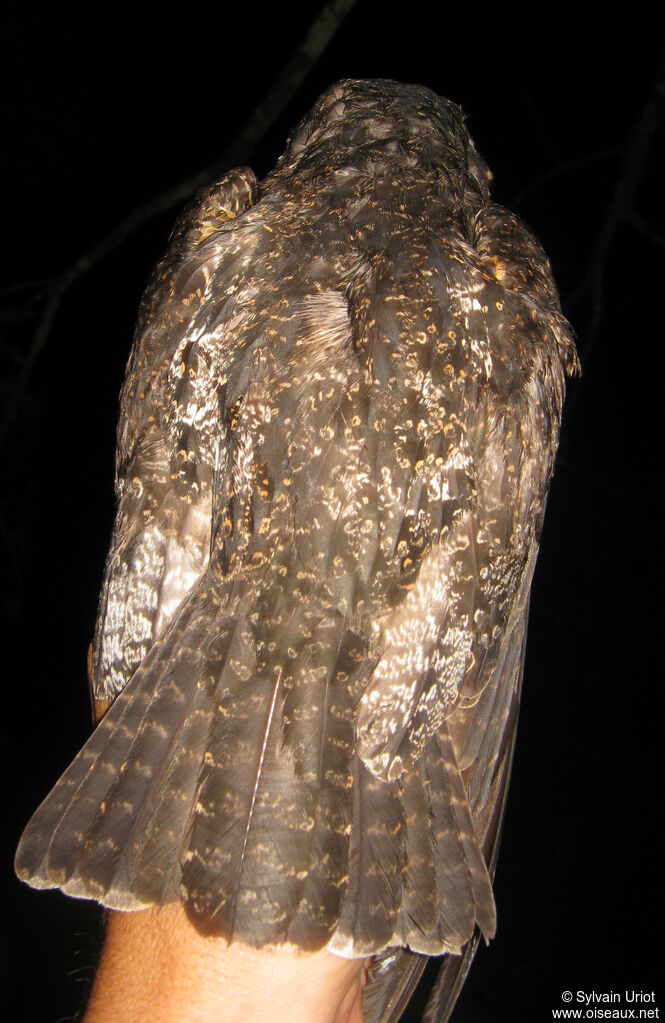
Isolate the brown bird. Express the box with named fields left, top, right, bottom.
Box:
left=15, top=79, right=578, bottom=1020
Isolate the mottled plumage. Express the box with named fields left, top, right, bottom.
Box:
left=16, top=80, right=578, bottom=1020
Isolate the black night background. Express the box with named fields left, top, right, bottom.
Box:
left=2, top=3, right=662, bottom=1019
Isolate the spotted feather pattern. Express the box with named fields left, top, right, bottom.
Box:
left=16, top=79, right=578, bottom=1022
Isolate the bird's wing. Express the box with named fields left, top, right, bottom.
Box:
left=359, top=204, right=576, bottom=1021
left=93, top=167, right=258, bottom=702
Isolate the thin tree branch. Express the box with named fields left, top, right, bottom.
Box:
left=0, top=0, right=358, bottom=444
left=0, top=278, right=48, bottom=300
left=509, top=147, right=619, bottom=209
left=567, top=39, right=665, bottom=369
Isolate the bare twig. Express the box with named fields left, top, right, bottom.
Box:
left=568, top=40, right=665, bottom=367
left=509, top=147, right=619, bottom=210
left=0, top=0, right=358, bottom=444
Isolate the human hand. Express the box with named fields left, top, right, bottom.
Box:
left=84, top=904, right=368, bottom=1022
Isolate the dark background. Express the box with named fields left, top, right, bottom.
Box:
left=2, top=2, right=662, bottom=1019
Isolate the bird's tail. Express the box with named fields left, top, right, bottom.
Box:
left=16, top=582, right=494, bottom=962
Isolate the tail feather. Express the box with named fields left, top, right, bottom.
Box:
left=16, top=586, right=215, bottom=905
left=400, top=759, right=441, bottom=941
left=17, top=596, right=495, bottom=966
left=183, top=665, right=299, bottom=940
left=111, top=610, right=235, bottom=904
left=182, top=613, right=363, bottom=946
left=78, top=638, right=211, bottom=904
left=331, top=756, right=406, bottom=956
left=330, top=728, right=494, bottom=960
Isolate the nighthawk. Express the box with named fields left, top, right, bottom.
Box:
left=16, top=79, right=578, bottom=1021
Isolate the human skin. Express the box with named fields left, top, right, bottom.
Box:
left=83, top=904, right=368, bottom=1023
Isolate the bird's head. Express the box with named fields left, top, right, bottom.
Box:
left=277, top=78, right=491, bottom=207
